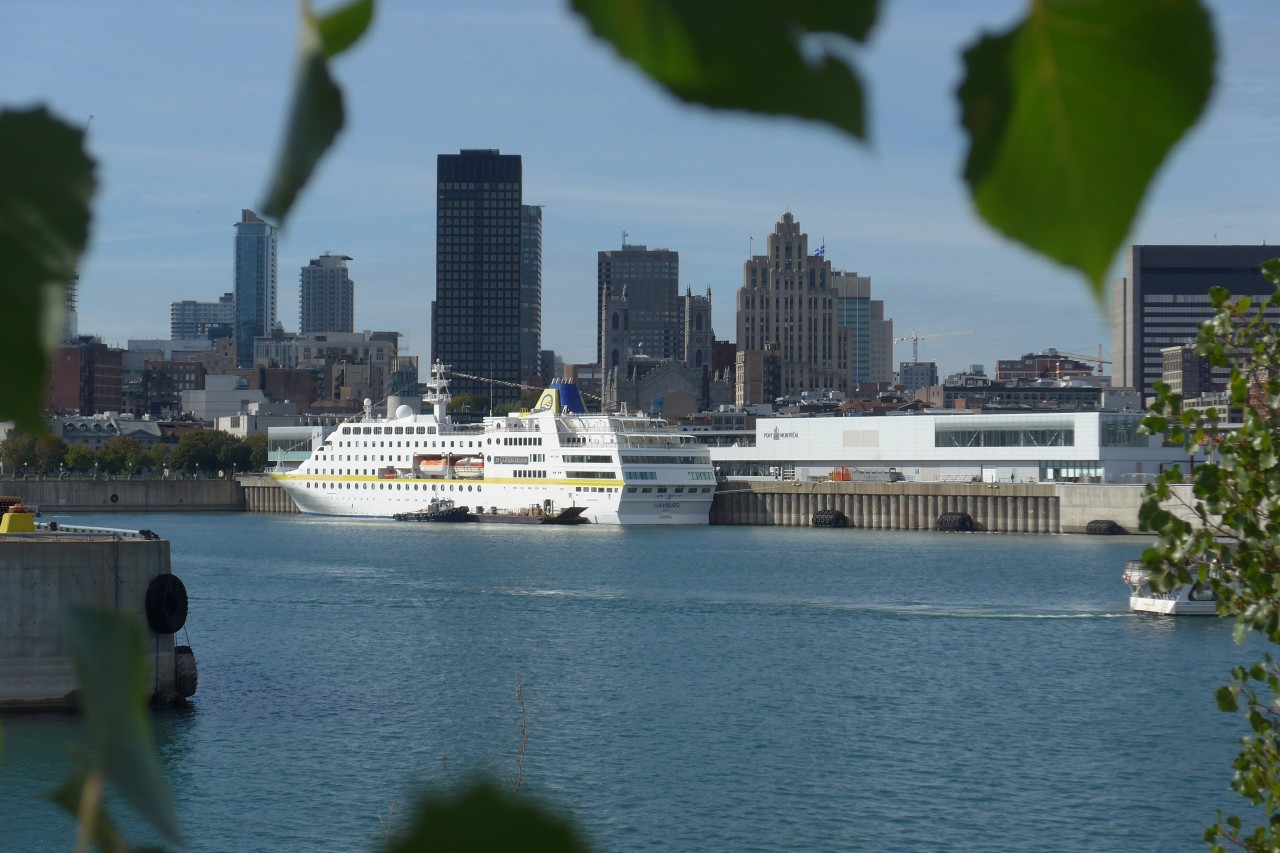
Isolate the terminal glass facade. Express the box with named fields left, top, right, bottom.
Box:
left=934, top=425, right=1074, bottom=448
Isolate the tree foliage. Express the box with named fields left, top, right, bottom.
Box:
left=64, top=444, right=93, bottom=473
left=0, top=431, right=37, bottom=474
left=97, top=436, right=136, bottom=475
left=246, top=432, right=269, bottom=472
left=1140, top=260, right=1280, bottom=851
left=33, top=434, right=67, bottom=473
left=572, top=0, right=1216, bottom=298
left=0, top=108, right=95, bottom=433
left=169, top=430, right=251, bottom=474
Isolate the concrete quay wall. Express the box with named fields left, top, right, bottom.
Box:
left=711, top=481, right=1150, bottom=534
left=6, top=479, right=244, bottom=513
left=0, top=535, right=177, bottom=709
left=238, top=474, right=299, bottom=513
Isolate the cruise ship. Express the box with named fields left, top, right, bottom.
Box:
left=270, top=364, right=715, bottom=524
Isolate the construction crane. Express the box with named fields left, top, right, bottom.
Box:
left=893, top=329, right=975, bottom=362
left=1060, top=346, right=1112, bottom=375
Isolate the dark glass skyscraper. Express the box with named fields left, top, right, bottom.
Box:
left=432, top=149, right=531, bottom=405
left=519, top=205, right=543, bottom=387
left=1112, top=244, right=1280, bottom=399
left=234, top=209, right=277, bottom=368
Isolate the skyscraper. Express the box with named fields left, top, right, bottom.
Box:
left=234, top=209, right=278, bottom=368
left=1111, top=244, right=1280, bottom=400
left=431, top=149, right=527, bottom=404
left=736, top=212, right=848, bottom=397
left=831, top=270, right=893, bottom=387
left=519, top=205, right=543, bottom=386
left=300, top=253, right=355, bottom=334
left=597, top=241, right=680, bottom=367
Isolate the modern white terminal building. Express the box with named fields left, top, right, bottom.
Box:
left=708, top=411, right=1191, bottom=484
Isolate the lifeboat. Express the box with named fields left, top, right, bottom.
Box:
left=416, top=457, right=447, bottom=478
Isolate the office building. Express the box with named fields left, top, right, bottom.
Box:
left=996, top=349, right=1098, bottom=382
left=254, top=329, right=403, bottom=407
left=48, top=336, right=123, bottom=415
left=171, top=293, right=235, bottom=340
left=1161, top=343, right=1215, bottom=398
left=597, top=241, right=680, bottom=367
left=431, top=149, right=530, bottom=405
left=898, top=361, right=939, bottom=395
left=1111, top=244, right=1280, bottom=400
left=832, top=270, right=893, bottom=386
left=300, top=254, right=354, bottom=334
left=234, top=209, right=278, bottom=368
left=519, top=206, right=543, bottom=387
left=736, top=212, right=848, bottom=398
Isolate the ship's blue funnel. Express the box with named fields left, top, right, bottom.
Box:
left=531, top=383, right=588, bottom=414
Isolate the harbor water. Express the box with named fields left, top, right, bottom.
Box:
left=0, top=514, right=1266, bottom=852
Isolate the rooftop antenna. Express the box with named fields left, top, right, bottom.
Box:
left=622, top=230, right=629, bottom=248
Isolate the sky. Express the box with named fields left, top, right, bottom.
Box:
left=3, top=0, right=1278, bottom=378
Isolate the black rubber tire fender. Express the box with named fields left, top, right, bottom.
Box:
left=145, top=573, right=188, bottom=635
left=174, top=645, right=197, bottom=698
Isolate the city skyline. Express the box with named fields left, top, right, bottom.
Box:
left=5, top=1, right=1278, bottom=377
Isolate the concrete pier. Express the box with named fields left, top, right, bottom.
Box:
left=709, top=481, right=1150, bottom=534
left=238, top=474, right=299, bottom=513
left=0, top=531, right=184, bottom=710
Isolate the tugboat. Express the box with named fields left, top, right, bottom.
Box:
left=1123, top=559, right=1219, bottom=616
left=392, top=497, right=472, bottom=523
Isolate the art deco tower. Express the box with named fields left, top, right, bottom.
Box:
left=736, top=212, right=848, bottom=396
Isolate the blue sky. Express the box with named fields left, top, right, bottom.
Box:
left=4, top=1, right=1278, bottom=377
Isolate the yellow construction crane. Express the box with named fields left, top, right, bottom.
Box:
left=893, top=328, right=974, bottom=362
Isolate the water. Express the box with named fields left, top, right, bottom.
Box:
left=0, top=514, right=1266, bottom=852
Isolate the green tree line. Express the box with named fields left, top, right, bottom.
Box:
left=0, top=430, right=268, bottom=477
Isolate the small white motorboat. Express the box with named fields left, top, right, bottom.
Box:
left=1123, top=559, right=1219, bottom=616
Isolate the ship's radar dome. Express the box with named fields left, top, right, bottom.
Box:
left=395, top=405, right=414, bottom=419
left=364, top=398, right=373, bottom=408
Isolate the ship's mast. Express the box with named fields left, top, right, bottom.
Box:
left=423, top=360, right=452, bottom=422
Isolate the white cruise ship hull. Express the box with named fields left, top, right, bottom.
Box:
left=273, top=475, right=713, bottom=525
left=269, top=380, right=715, bottom=526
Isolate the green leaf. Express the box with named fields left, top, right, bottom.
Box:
left=958, top=0, right=1214, bottom=294
left=0, top=107, right=95, bottom=432
left=63, top=605, right=181, bottom=845
left=387, top=782, right=587, bottom=853
left=315, top=0, right=374, bottom=59
left=261, top=3, right=371, bottom=224
left=1216, top=685, right=1239, bottom=713
left=571, top=0, right=880, bottom=139
left=49, top=758, right=130, bottom=853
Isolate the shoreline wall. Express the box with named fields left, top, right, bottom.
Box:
left=3, top=478, right=244, bottom=513
left=711, top=481, right=1152, bottom=534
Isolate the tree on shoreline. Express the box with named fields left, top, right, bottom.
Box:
left=1141, top=261, right=1280, bottom=851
